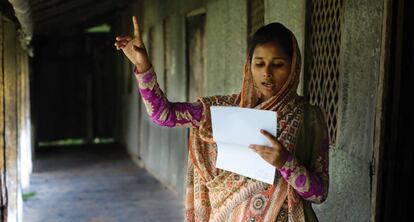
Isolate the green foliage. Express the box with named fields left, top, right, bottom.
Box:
left=22, top=192, right=36, bottom=202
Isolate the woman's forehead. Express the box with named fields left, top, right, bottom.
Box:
left=253, top=43, right=289, bottom=59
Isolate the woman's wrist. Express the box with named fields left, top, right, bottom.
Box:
left=274, top=149, right=289, bottom=169
left=135, top=62, right=152, bottom=74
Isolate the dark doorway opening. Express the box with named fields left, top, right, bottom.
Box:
left=32, top=26, right=117, bottom=146
left=378, top=0, right=414, bottom=221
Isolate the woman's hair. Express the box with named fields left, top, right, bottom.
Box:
left=248, top=22, right=293, bottom=62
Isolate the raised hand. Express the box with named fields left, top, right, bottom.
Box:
left=114, top=16, right=151, bottom=73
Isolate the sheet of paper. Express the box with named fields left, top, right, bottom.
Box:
left=210, top=106, right=277, bottom=184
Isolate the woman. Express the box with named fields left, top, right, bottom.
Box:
left=115, top=16, right=329, bottom=222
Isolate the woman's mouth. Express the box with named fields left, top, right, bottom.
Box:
left=261, top=82, right=275, bottom=91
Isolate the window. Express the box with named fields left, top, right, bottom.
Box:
left=307, top=0, right=344, bottom=147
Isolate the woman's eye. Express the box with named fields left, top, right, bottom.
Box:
left=254, top=63, right=284, bottom=68
left=272, top=63, right=284, bottom=68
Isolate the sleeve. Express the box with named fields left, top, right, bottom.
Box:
left=134, top=66, right=203, bottom=128
left=278, top=108, right=329, bottom=204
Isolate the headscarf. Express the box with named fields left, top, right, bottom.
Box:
left=240, top=29, right=301, bottom=112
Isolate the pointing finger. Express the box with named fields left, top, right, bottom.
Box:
left=132, top=16, right=141, bottom=38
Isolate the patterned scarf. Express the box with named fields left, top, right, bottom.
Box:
left=185, top=29, right=306, bottom=222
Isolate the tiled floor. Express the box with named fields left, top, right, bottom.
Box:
left=23, top=144, right=184, bottom=222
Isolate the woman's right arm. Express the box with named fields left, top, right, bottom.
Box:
left=115, top=16, right=203, bottom=128
left=134, top=66, right=203, bottom=128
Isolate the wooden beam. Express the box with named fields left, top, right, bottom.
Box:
left=32, top=0, right=97, bottom=23
left=31, top=0, right=68, bottom=12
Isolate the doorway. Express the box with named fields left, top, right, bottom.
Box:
left=373, top=0, right=413, bottom=221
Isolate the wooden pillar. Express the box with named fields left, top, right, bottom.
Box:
left=17, top=35, right=32, bottom=222
left=0, top=6, right=31, bottom=222
left=0, top=11, right=8, bottom=222
left=4, top=17, right=19, bottom=222
left=18, top=43, right=32, bottom=190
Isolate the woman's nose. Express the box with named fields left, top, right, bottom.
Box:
left=263, top=67, right=272, bottom=78
left=263, top=72, right=272, bottom=78
left=264, top=65, right=272, bottom=77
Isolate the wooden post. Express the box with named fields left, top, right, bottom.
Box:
left=0, top=11, right=8, bottom=222
left=4, top=17, right=19, bottom=222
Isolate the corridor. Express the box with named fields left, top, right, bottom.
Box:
left=23, top=144, right=183, bottom=222
left=2, top=0, right=414, bottom=221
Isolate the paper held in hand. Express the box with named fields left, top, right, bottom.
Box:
left=210, top=106, right=277, bottom=184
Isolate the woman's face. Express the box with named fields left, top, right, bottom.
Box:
left=251, top=42, right=291, bottom=102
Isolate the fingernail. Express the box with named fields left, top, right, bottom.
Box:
left=249, top=145, right=253, bottom=148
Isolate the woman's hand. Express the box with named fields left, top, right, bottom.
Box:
left=249, top=130, right=289, bottom=168
left=114, top=16, right=151, bottom=72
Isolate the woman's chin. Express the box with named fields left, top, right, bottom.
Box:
left=262, top=89, right=276, bottom=99
left=260, top=92, right=276, bottom=101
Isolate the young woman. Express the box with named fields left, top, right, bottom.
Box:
left=115, top=16, right=329, bottom=222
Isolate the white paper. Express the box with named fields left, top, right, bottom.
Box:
left=210, top=106, right=277, bottom=184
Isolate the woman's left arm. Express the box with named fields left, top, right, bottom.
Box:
left=278, top=135, right=329, bottom=204
left=250, top=128, right=329, bottom=204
